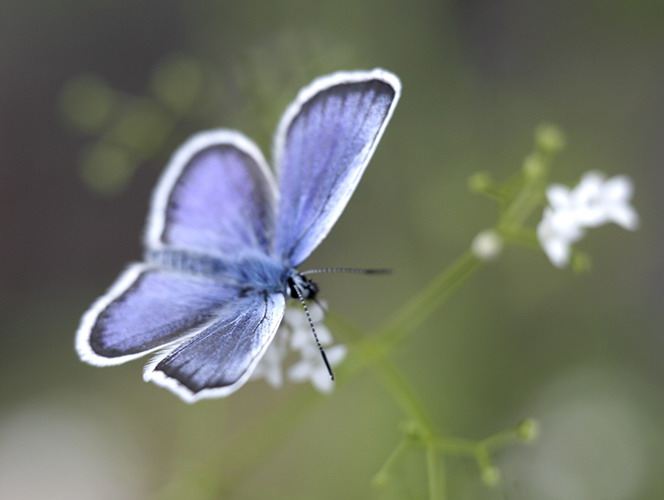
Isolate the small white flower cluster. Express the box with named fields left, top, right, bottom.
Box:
left=537, top=171, right=639, bottom=268
left=251, top=303, right=347, bottom=393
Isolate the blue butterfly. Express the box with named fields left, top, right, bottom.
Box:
left=76, top=69, right=401, bottom=402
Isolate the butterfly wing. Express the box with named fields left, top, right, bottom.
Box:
left=145, top=129, right=277, bottom=256
left=144, top=292, right=286, bottom=402
left=273, top=69, right=401, bottom=266
left=78, top=130, right=279, bottom=367
left=76, top=263, right=243, bottom=366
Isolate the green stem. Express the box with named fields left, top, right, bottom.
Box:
left=427, top=445, right=444, bottom=500
left=365, top=348, right=437, bottom=435
left=435, top=436, right=481, bottom=456
left=501, top=226, right=541, bottom=250
left=480, top=424, right=522, bottom=452
left=498, top=173, right=545, bottom=232
left=373, top=436, right=409, bottom=488
left=377, top=251, right=483, bottom=348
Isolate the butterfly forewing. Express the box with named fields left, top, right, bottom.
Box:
left=146, top=130, right=277, bottom=256
left=273, top=69, right=401, bottom=266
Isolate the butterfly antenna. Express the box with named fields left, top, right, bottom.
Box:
left=300, top=267, right=392, bottom=276
left=292, top=284, right=334, bottom=381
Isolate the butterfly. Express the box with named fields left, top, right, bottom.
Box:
left=76, top=68, right=401, bottom=402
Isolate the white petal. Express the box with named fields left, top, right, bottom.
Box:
left=250, top=333, right=287, bottom=388
left=606, top=203, right=640, bottom=230
left=536, top=210, right=557, bottom=244
left=574, top=171, right=605, bottom=204
left=325, top=345, right=347, bottom=365
left=311, top=369, right=335, bottom=393
left=309, top=302, right=327, bottom=323
left=602, top=175, right=633, bottom=202
left=315, top=325, right=333, bottom=346
left=545, top=238, right=571, bottom=268
left=287, top=360, right=311, bottom=382
left=289, top=321, right=313, bottom=350
left=547, top=209, right=585, bottom=240
left=574, top=203, right=607, bottom=228
left=283, top=307, right=300, bottom=323
left=538, top=215, right=572, bottom=268
left=546, top=185, right=573, bottom=209
left=264, top=365, right=283, bottom=388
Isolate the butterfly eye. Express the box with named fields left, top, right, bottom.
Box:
left=287, top=275, right=318, bottom=300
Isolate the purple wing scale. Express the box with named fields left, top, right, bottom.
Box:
left=146, top=130, right=277, bottom=257
left=273, top=69, right=401, bottom=266
left=145, top=292, right=286, bottom=402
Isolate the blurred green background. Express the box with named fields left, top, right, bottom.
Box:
left=1, top=1, right=662, bottom=499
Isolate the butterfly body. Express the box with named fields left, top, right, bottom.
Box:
left=77, top=69, right=401, bottom=402
left=147, top=248, right=294, bottom=296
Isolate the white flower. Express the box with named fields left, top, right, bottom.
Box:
left=287, top=319, right=347, bottom=393
left=588, top=174, right=639, bottom=230
left=251, top=302, right=347, bottom=394
left=537, top=171, right=638, bottom=268
left=250, top=332, right=288, bottom=388
left=537, top=206, right=586, bottom=268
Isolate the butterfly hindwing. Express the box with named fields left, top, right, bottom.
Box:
left=145, top=292, right=286, bottom=401
left=76, top=263, right=243, bottom=366
left=273, top=69, right=401, bottom=266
